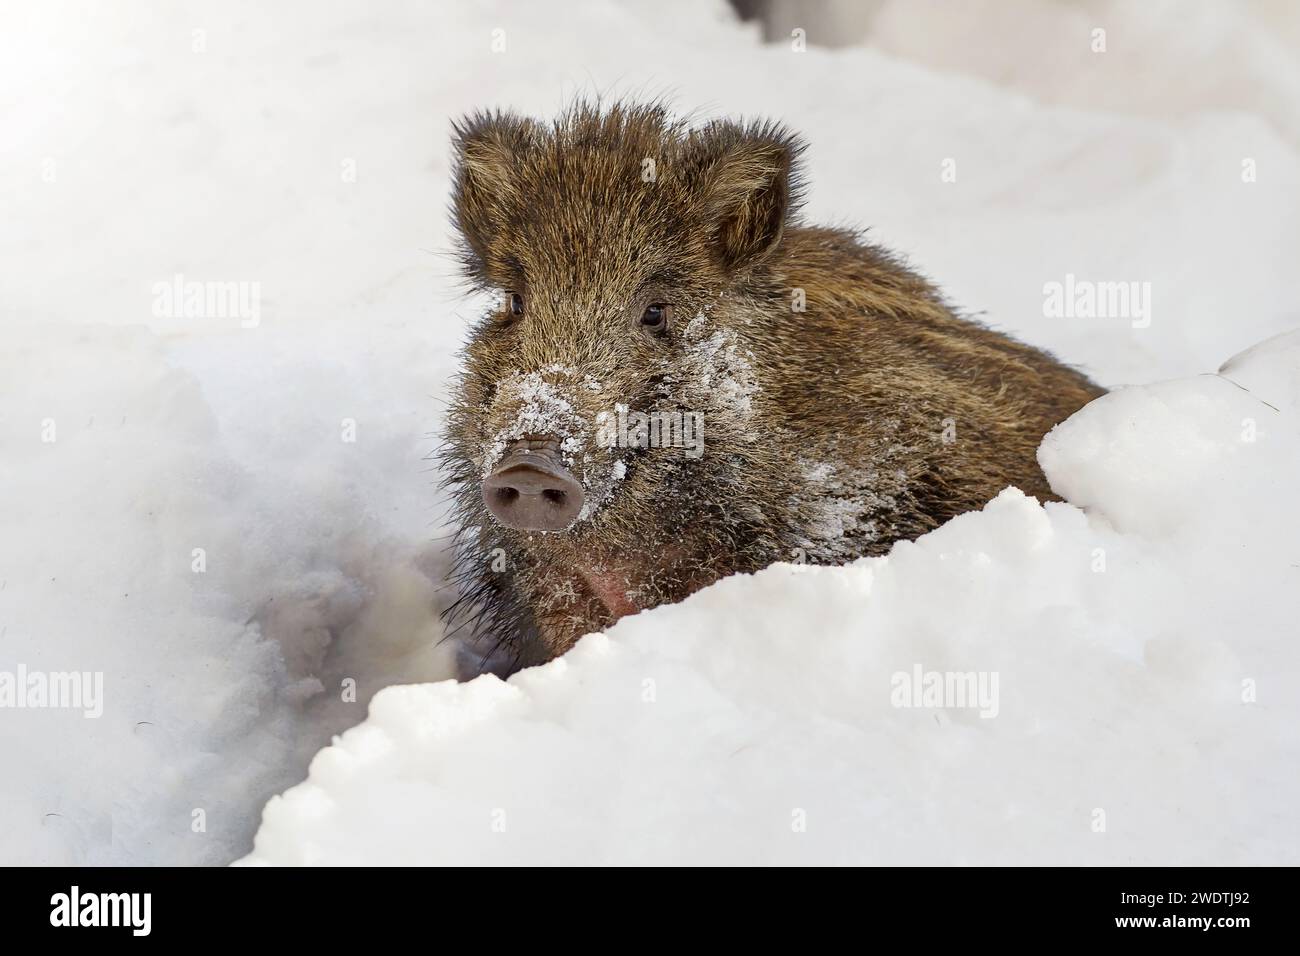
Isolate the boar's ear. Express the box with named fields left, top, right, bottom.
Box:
left=689, top=120, right=805, bottom=271
left=450, top=110, right=535, bottom=282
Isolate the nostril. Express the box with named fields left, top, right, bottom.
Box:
left=481, top=449, right=584, bottom=532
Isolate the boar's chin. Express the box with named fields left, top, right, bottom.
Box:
left=574, top=565, right=641, bottom=622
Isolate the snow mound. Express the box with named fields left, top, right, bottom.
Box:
left=240, top=337, right=1300, bottom=866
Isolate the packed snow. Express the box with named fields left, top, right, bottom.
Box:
left=1, top=0, right=1297, bottom=865
left=239, top=332, right=1300, bottom=865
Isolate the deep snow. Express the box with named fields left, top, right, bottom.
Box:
left=1, top=0, right=1297, bottom=865
left=237, top=331, right=1300, bottom=865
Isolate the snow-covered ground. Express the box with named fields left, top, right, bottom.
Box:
left=241, top=331, right=1300, bottom=865
left=2, top=0, right=1297, bottom=865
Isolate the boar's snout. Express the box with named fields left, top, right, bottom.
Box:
left=482, top=439, right=584, bottom=532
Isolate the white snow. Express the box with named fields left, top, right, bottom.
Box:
left=480, top=370, right=586, bottom=477
left=1, top=0, right=1297, bottom=865
left=238, top=331, right=1300, bottom=865
left=679, top=311, right=760, bottom=420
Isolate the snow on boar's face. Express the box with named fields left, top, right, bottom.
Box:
left=441, top=102, right=804, bottom=658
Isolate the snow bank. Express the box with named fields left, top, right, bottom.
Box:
left=241, top=334, right=1300, bottom=865
left=2, top=0, right=1298, bottom=864
left=766, top=1, right=1300, bottom=149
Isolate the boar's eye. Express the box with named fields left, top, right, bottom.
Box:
left=505, top=291, right=524, bottom=317
left=640, top=302, right=672, bottom=334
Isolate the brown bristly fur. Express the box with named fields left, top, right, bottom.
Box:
left=439, top=100, right=1104, bottom=674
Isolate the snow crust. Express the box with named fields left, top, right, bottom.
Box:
left=241, top=332, right=1300, bottom=865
